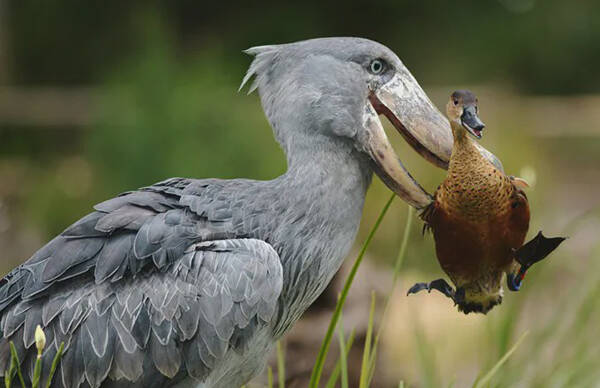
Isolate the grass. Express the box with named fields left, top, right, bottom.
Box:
left=335, top=319, right=349, bottom=388
left=308, top=193, right=396, bottom=388
left=472, top=331, right=529, bottom=388
left=4, top=326, right=64, bottom=388
left=276, top=341, right=285, bottom=388
left=358, top=292, right=377, bottom=388
left=324, top=329, right=355, bottom=388
left=310, top=197, right=414, bottom=388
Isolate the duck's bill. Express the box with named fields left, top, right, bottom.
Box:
left=462, top=123, right=483, bottom=139
left=461, top=105, right=485, bottom=139
left=364, top=72, right=503, bottom=209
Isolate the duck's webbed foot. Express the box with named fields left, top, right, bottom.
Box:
left=407, top=278, right=457, bottom=302
left=507, top=231, right=566, bottom=291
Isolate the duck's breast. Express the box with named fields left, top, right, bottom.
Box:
left=428, top=182, right=530, bottom=282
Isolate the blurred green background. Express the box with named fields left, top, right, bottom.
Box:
left=1, top=1, right=599, bottom=387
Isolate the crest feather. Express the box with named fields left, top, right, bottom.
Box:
left=239, top=45, right=280, bottom=94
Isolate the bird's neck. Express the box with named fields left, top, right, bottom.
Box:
left=268, top=135, right=373, bottom=335
left=439, top=122, right=510, bottom=219
left=450, top=122, right=479, bottom=160
left=277, top=134, right=373, bottom=255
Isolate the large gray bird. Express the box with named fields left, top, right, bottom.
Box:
left=0, top=38, right=500, bottom=387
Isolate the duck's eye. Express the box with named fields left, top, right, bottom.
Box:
left=453, top=99, right=459, bottom=105
left=369, top=59, right=385, bottom=75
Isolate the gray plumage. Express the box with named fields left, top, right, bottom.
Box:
left=0, top=37, right=468, bottom=387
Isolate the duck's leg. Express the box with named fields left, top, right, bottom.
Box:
left=507, top=231, right=566, bottom=291
left=407, top=278, right=456, bottom=301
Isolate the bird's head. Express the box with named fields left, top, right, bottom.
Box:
left=241, top=37, right=500, bottom=208
left=446, top=90, right=486, bottom=140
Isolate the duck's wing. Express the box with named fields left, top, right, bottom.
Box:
left=506, top=178, right=531, bottom=246
left=0, top=178, right=283, bottom=387
left=1, top=178, right=199, bottom=307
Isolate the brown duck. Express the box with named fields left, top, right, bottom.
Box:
left=408, top=90, right=565, bottom=314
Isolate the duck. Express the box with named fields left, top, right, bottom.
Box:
left=408, top=90, right=565, bottom=314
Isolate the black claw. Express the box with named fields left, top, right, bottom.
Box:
left=514, top=231, right=566, bottom=268
left=407, top=282, right=431, bottom=295
left=407, top=278, right=456, bottom=301
left=428, top=279, right=456, bottom=298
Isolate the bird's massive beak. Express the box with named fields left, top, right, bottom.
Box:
left=364, top=72, right=502, bottom=209
left=362, top=101, right=433, bottom=208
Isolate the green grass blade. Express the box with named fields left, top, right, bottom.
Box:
left=276, top=341, right=285, bottom=388
left=308, top=194, right=395, bottom=388
left=5, top=349, right=17, bottom=388
left=32, top=355, right=42, bottom=388
left=267, top=366, right=274, bottom=388
left=359, top=292, right=376, bottom=388
left=392, top=205, right=414, bottom=284
left=9, top=342, right=26, bottom=388
left=448, top=375, right=456, bottom=388
left=413, top=317, right=440, bottom=388
left=337, top=319, right=349, bottom=388
left=324, top=330, right=356, bottom=388
left=473, top=331, right=529, bottom=388
left=367, top=205, right=414, bottom=386
left=45, top=342, right=64, bottom=388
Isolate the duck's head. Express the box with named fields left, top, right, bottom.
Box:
left=241, top=38, right=501, bottom=209
left=446, top=90, right=486, bottom=140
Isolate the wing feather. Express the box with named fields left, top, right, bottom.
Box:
left=0, top=177, right=284, bottom=386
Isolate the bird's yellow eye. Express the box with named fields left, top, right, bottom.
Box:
left=369, top=59, right=384, bottom=74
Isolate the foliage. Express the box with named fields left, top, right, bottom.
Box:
left=308, top=194, right=396, bottom=388
left=6, top=1, right=600, bottom=94
left=3, top=327, right=64, bottom=388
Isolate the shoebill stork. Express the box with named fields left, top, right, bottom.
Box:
left=0, top=38, right=501, bottom=387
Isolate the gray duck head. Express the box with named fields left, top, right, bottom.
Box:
left=240, top=37, right=498, bottom=209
